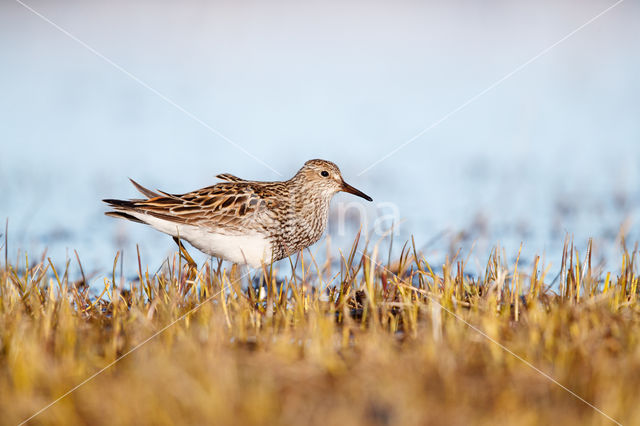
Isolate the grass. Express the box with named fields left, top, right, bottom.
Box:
left=1, top=234, right=639, bottom=426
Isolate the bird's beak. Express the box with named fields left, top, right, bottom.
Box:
left=341, top=180, right=373, bottom=201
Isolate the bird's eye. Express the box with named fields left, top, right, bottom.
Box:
left=320, top=170, right=329, bottom=177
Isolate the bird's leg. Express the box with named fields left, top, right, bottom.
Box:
left=173, top=237, right=198, bottom=274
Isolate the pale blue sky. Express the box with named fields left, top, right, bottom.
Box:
left=1, top=0, right=638, bottom=276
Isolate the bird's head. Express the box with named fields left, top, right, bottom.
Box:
left=294, top=159, right=373, bottom=201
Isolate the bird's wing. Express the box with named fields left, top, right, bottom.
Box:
left=216, top=173, right=248, bottom=183
left=108, top=182, right=280, bottom=233
left=129, top=178, right=162, bottom=198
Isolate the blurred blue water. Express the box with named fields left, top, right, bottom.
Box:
left=1, top=0, right=639, bottom=281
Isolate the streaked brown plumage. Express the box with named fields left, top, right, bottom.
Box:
left=104, top=159, right=372, bottom=267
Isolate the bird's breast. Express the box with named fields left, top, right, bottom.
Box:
left=269, top=197, right=329, bottom=260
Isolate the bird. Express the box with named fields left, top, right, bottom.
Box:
left=103, top=159, right=372, bottom=269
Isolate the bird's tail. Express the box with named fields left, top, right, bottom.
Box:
left=103, top=199, right=145, bottom=224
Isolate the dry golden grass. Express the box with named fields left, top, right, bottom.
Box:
left=1, top=236, right=639, bottom=426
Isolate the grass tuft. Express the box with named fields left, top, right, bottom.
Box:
left=1, top=236, right=639, bottom=425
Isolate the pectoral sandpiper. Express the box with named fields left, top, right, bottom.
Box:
left=104, top=159, right=372, bottom=269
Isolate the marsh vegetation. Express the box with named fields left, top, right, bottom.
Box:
left=1, top=234, right=638, bottom=425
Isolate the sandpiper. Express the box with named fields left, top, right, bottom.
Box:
left=104, top=159, right=372, bottom=268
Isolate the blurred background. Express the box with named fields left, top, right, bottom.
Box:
left=1, top=0, right=638, bottom=280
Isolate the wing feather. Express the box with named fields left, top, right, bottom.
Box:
left=216, top=173, right=247, bottom=182
left=129, top=178, right=161, bottom=198
left=106, top=180, right=281, bottom=232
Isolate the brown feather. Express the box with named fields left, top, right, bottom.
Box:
left=129, top=178, right=161, bottom=198
left=105, top=211, right=144, bottom=224
left=216, top=173, right=247, bottom=182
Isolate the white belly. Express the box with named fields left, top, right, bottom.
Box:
left=130, top=213, right=272, bottom=268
